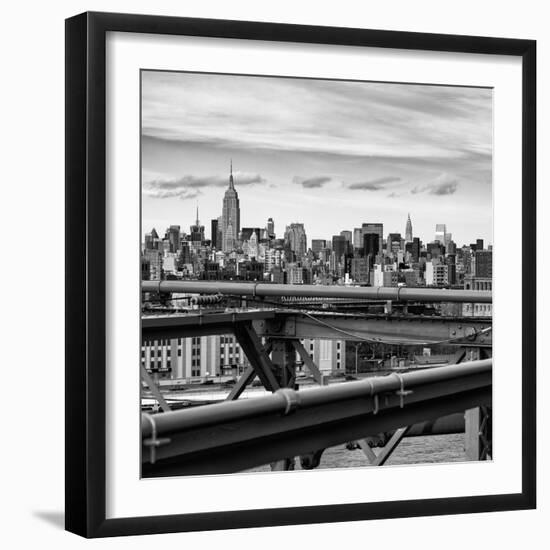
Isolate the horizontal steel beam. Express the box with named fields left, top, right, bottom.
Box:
left=143, top=280, right=492, bottom=304
left=406, top=412, right=464, bottom=436
left=143, top=388, right=490, bottom=477
left=142, top=310, right=491, bottom=345
left=254, top=312, right=491, bottom=345
left=143, top=359, right=490, bottom=436
left=142, top=310, right=275, bottom=342
left=142, top=360, right=491, bottom=475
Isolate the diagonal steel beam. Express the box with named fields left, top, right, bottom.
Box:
left=141, top=365, right=171, bottom=412
left=291, top=339, right=324, bottom=384
left=370, top=426, right=411, bottom=466
left=234, top=324, right=280, bottom=391
left=357, top=439, right=377, bottom=463
left=226, top=342, right=273, bottom=400
left=451, top=348, right=467, bottom=364
left=226, top=365, right=256, bottom=400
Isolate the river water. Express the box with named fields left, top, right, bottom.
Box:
left=246, top=433, right=466, bottom=472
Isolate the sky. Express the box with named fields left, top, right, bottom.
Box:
left=141, top=70, right=493, bottom=247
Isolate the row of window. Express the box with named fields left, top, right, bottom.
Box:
left=464, top=304, right=492, bottom=313
left=142, top=340, right=345, bottom=368
left=146, top=359, right=171, bottom=368
left=144, top=349, right=172, bottom=358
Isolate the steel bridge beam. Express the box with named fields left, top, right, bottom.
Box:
left=142, top=360, right=491, bottom=476
left=141, top=310, right=275, bottom=342
left=406, top=412, right=464, bottom=436
left=253, top=312, right=491, bottom=345
left=291, top=339, right=324, bottom=384
left=142, top=310, right=491, bottom=346
left=233, top=323, right=280, bottom=391
left=226, top=365, right=256, bottom=400
left=143, top=388, right=490, bottom=477
left=143, top=280, right=492, bottom=304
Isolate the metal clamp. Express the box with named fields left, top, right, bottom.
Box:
left=142, top=413, right=171, bottom=464
left=365, top=379, right=379, bottom=414
left=391, top=372, right=413, bottom=408
left=276, top=388, right=301, bottom=415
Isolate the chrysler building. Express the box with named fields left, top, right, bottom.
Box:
left=405, top=213, right=413, bottom=243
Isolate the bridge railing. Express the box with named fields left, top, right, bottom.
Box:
left=142, top=280, right=492, bottom=304
left=142, top=358, right=492, bottom=476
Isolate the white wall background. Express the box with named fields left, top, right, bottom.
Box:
left=0, top=0, right=547, bottom=547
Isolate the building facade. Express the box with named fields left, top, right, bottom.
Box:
left=425, top=261, right=449, bottom=286
left=463, top=276, right=492, bottom=317
left=142, top=335, right=346, bottom=380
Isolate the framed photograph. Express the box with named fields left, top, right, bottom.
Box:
left=65, top=11, right=536, bottom=538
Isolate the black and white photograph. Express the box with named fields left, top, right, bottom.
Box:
left=140, top=70, right=493, bottom=477
left=0, top=0, right=543, bottom=544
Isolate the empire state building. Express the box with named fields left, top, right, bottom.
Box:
left=221, top=161, right=240, bottom=252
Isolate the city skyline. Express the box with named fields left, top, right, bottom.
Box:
left=142, top=206, right=489, bottom=251
left=142, top=168, right=488, bottom=249
left=141, top=71, right=493, bottom=246
left=142, top=166, right=491, bottom=249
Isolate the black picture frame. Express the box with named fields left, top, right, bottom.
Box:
left=65, top=11, right=536, bottom=538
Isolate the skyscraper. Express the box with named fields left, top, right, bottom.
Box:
left=435, top=224, right=446, bottom=244
left=332, top=235, right=347, bottom=262
left=216, top=216, right=223, bottom=250
left=446, top=254, right=457, bottom=285
left=189, top=206, right=205, bottom=246
left=266, top=217, right=275, bottom=239
left=211, top=219, right=218, bottom=249
left=361, top=223, right=383, bottom=253
left=473, top=250, right=492, bottom=278
left=167, top=225, right=181, bottom=253
left=363, top=233, right=380, bottom=268
left=387, top=233, right=402, bottom=255
left=353, top=228, right=363, bottom=249
left=405, top=213, right=413, bottom=242
left=144, top=227, right=159, bottom=250
left=340, top=230, right=352, bottom=244
left=311, top=239, right=326, bottom=257
left=447, top=240, right=457, bottom=255
left=221, top=161, right=240, bottom=252
left=284, top=223, right=307, bottom=259
left=412, top=237, right=421, bottom=262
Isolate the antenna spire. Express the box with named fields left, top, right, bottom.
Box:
left=229, top=159, right=235, bottom=189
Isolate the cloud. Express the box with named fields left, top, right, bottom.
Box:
left=429, top=181, right=459, bottom=195
left=143, top=172, right=266, bottom=199
left=143, top=186, right=202, bottom=200
left=142, top=72, right=492, bottom=163
left=347, top=176, right=401, bottom=191
left=292, top=175, right=332, bottom=188
left=411, top=175, right=459, bottom=196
